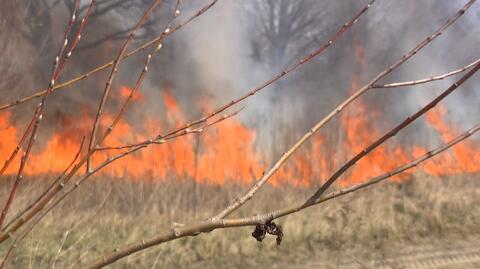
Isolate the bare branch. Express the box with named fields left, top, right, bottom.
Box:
left=0, top=137, right=85, bottom=234
left=0, top=0, right=220, bottom=244
left=213, top=0, right=476, bottom=220
left=0, top=108, right=37, bottom=177
left=96, top=0, right=184, bottom=149
left=82, top=72, right=480, bottom=268
left=99, top=0, right=376, bottom=163
left=86, top=0, right=164, bottom=172
left=227, top=115, right=480, bottom=226
left=0, top=0, right=87, bottom=229
left=373, top=58, right=480, bottom=88
left=306, top=61, right=480, bottom=203
left=96, top=106, right=244, bottom=151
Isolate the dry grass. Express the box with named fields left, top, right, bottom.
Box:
left=1, top=173, right=480, bottom=268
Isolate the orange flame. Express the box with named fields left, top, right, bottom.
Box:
left=119, top=86, right=144, bottom=102
left=413, top=105, right=480, bottom=176
left=1, top=82, right=479, bottom=186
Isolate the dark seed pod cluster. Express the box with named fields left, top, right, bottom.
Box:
left=251, top=221, right=283, bottom=245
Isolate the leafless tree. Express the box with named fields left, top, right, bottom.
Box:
left=244, top=0, right=330, bottom=68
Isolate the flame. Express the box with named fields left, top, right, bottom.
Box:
left=119, top=86, right=144, bottom=102
left=1, top=77, right=479, bottom=186
left=338, top=90, right=411, bottom=185
left=412, top=105, right=480, bottom=176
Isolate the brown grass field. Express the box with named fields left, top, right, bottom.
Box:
left=1, top=173, right=479, bottom=268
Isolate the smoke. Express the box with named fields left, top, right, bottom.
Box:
left=0, top=0, right=479, bottom=159
left=361, top=0, right=480, bottom=144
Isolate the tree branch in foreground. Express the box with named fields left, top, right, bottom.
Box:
left=0, top=0, right=220, bottom=245
left=225, top=118, right=480, bottom=227
left=213, top=0, right=476, bottom=220
left=0, top=106, right=242, bottom=267
left=307, top=61, right=480, bottom=203
left=0, top=0, right=374, bottom=235
left=0, top=105, right=241, bottom=245
left=86, top=0, right=164, bottom=172
left=83, top=110, right=480, bottom=269
left=373, top=58, right=479, bottom=88
left=0, top=0, right=95, bottom=229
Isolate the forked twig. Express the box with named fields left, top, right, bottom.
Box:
left=373, top=58, right=480, bottom=88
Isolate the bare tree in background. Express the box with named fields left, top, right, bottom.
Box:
left=241, top=0, right=357, bottom=158
left=245, top=0, right=333, bottom=68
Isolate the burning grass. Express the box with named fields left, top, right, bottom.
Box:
left=1, top=88, right=479, bottom=187
left=1, top=173, right=479, bottom=268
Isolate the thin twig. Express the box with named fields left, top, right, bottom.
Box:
left=96, top=0, right=184, bottom=148
left=0, top=107, right=38, bottom=177
left=96, top=106, right=244, bottom=151
left=86, top=0, right=164, bottom=172
left=51, top=231, right=70, bottom=269
left=373, top=58, right=480, bottom=88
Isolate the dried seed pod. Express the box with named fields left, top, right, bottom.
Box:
left=251, top=224, right=266, bottom=242
left=251, top=222, right=283, bottom=245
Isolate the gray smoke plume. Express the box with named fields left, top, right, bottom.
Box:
left=0, top=0, right=479, bottom=158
